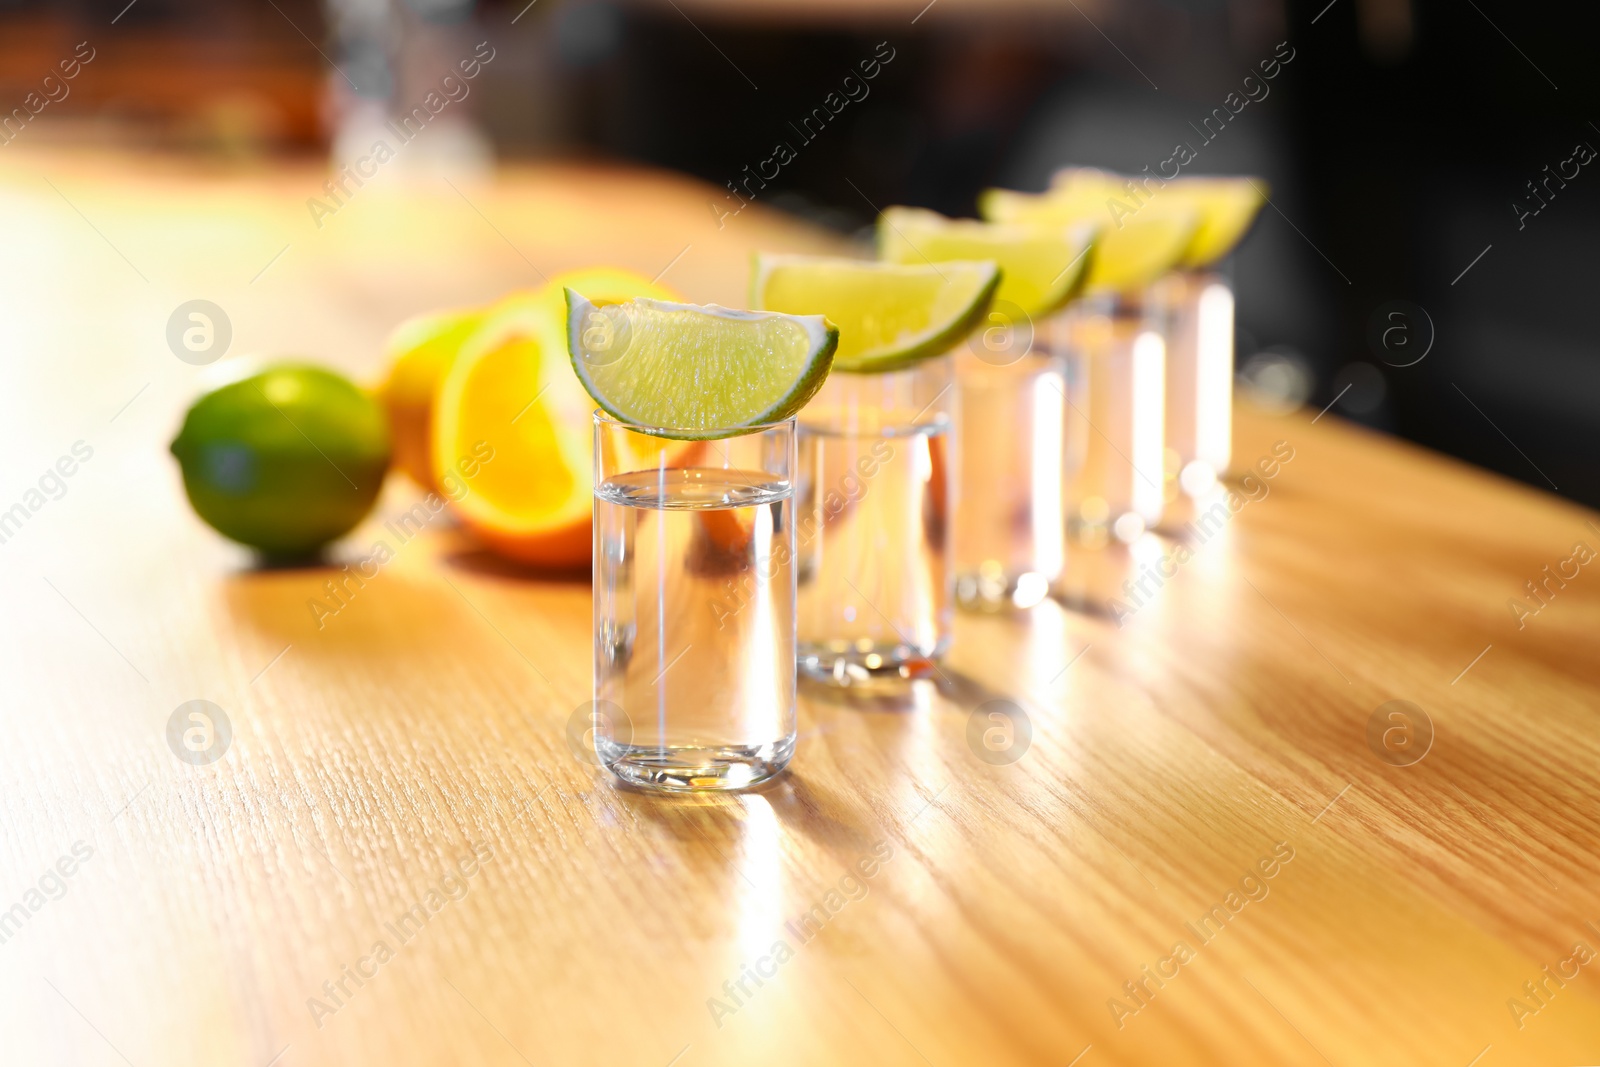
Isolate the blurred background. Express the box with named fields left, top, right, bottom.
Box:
left=3, top=0, right=1596, bottom=504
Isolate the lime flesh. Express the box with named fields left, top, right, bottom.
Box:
left=565, top=291, right=837, bottom=439
left=876, top=208, right=1098, bottom=316
left=977, top=189, right=1197, bottom=296
left=752, top=255, right=999, bottom=373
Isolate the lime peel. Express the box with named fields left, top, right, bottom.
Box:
left=976, top=189, right=1198, bottom=295
left=876, top=207, right=1101, bottom=316
left=752, top=254, right=1001, bottom=374
left=565, top=290, right=838, bottom=440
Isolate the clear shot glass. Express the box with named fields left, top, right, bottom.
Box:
left=1157, top=269, right=1235, bottom=503
left=794, top=356, right=954, bottom=685
left=952, top=306, right=1068, bottom=612
left=1056, top=292, right=1168, bottom=548
left=591, top=413, right=797, bottom=791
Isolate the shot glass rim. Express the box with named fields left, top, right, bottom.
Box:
left=592, top=409, right=797, bottom=439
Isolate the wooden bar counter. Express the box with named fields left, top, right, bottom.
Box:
left=1, top=151, right=1597, bottom=1067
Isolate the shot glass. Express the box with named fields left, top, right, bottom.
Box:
left=1157, top=269, right=1235, bottom=502
left=1056, top=292, right=1167, bottom=547
left=953, top=304, right=1068, bottom=611
left=795, top=356, right=954, bottom=685
left=591, top=413, right=797, bottom=791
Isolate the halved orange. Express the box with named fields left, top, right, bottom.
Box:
left=377, top=305, right=486, bottom=493
left=431, top=267, right=681, bottom=566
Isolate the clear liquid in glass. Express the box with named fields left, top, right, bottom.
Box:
left=593, top=466, right=796, bottom=790
left=1059, top=297, right=1167, bottom=547
left=954, top=351, right=1067, bottom=611
left=1159, top=269, right=1235, bottom=509
left=795, top=419, right=952, bottom=683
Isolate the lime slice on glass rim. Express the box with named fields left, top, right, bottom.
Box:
left=1163, top=178, right=1267, bottom=268
left=565, top=290, right=838, bottom=440
left=977, top=188, right=1197, bottom=296
left=875, top=207, right=1098, bottom=316
left=751, top=254, right=1000, bottom=373
left=1044, top=169, right=1267, bottom=269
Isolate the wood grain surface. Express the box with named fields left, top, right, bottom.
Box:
left=2, top=149, right=1599, bottom=1067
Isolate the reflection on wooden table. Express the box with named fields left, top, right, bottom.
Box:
left=0, top=150, right=1598, bottom=1067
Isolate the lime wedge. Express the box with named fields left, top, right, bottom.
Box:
left=875, top=207, right=1098, bottom=316
left=978, top=188, right=1196, bottom=296
left=1164, top=178, right=1267, bottom=267
left=1042, top=169, right=1267, bottom=268
left=565, top=290, right=838, bottom=439
left=751, top=255, right=999, bottom=373
left=1082, top=210, right=1197, bottom=294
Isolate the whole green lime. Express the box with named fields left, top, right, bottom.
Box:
left=171, top=363, right=391, bottom=557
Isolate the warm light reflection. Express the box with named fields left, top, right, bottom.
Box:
left=1131, top=330, right=1166, bottom=524
left=747, top=505, right=781, bottom=738
left=1130, top=531, right=1164, bottom=565
left=1195, top=281, right=1234, bottom=476
left=1012, top=571, right=1049, bottom=608
left=654, top=463, right=669, bottom=745
left=1023, top=591, right=1069, bottom=680
left=911, top=430, right=933, bottom=482
left=1187, top=484, right=1237, bottom=578
left=1126, top=532, right=1172, bottom=625
left=1031, top=368, right=1066, bottom=580
left=736, top=794, right=785, bottom=961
